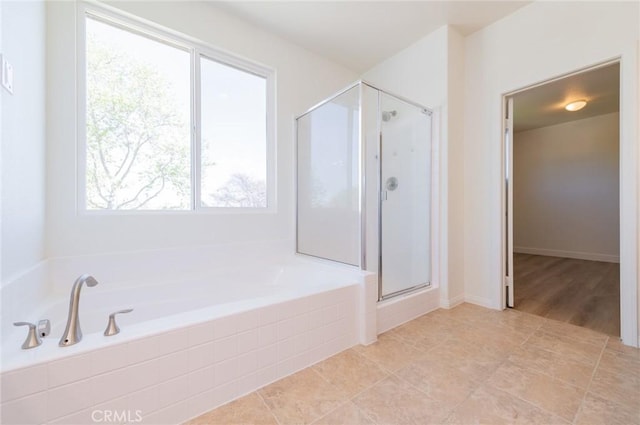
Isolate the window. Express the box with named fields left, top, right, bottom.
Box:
left=200, top=57, right=268, bottom=208
left=80, top=7, right=274, bottom=211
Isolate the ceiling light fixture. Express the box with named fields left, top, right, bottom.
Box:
left=565, top=100, right=587, bottom=111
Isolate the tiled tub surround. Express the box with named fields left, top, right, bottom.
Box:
left=0, top=242, right=377, bottom=424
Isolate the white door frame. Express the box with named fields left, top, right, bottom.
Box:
left=503, top=97, right=514, bottom=308
left=500, top=58, right=639, bottom=347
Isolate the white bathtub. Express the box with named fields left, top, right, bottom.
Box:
left=1, top=247, right=377, bottom=425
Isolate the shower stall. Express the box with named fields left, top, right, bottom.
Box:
left=296, top=81, right=432, bottom=300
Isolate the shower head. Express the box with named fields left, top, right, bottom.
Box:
left=382, top=110, right=397, bottom=122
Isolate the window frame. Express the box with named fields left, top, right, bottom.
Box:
left=77, top=2, right=276, bottom=214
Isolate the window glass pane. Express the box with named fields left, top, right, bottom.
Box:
left=85, top=17, right=191, bottom=210
left=200, top=57, right=267, bottom=208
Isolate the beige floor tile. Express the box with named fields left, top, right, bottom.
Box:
left=507, top=345, right=595, bottom=388
left=589, top=366, right=640, bottom=409
left=182, top=306, right=639, bottom=425
left=449, top=302, right=494, bottom=317
left=388, top=312, right=455, bottom=337
left=418, top=308, right=455, bottom=322
left=353, top=376, right=451, bottom=425
left=597, top=348, right=640, bottom=378
left=488, top=361, right=585, bottom=421
left=606, top=337, right=640, bottom=358
left=575, top=393, right=640, bottom=425
left=540, top=319, right=609, bottom=347
left=423, top=303, right=491, bottom=323
left=311, top=401, right=376, bottom=425
left=184, top=392, right=277, bottom=425
left=445, top=385, right=569, bottom=425
left=258, top=368, right=349, bottom=425
left=447, top=322, right=524, bottom=352
left=312, top=348, right=389, bottom=397
left=524, top=330, right=604, bottom=367
left=410, top=310, right=453, bottom=326
left=474, top=308, right=545, bottom=333
left=425, top=338, right=506, bottom=382
left=395, top=359, right=479, bottom=410
left=385, top=319, right=452, bottom=352
left=352, top=333, right=425, bottom=372
left=480, top=325, right=533, bottom=347
left=395, top=334, right=449, bottom=354
left=388, top=312, right=451, bottom=334
left=443, top=322, right=490, bottom=344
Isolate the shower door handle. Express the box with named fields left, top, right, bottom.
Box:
left=385, top=177, right=398, bottom=191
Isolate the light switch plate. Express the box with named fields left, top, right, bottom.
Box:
left=2, top=54, right=14, bottom=94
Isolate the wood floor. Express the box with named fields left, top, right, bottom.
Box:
left=513, top=253, right=620, bottom=336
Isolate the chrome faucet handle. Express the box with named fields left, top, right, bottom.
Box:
left=104, top=309, right=133, bottom=336
left=14, top=322, right=42, bottom=349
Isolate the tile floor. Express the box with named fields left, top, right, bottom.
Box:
left=185, top=303, right=640, bottom=425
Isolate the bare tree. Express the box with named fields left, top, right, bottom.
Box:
left=86, top=36, right=190, bottom=210
left=207, top=173, right=266, bottom=207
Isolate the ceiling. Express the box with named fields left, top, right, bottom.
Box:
left=207, top=2, right=618, bottom=131
left=513, top=63, right=620, bottom=132
left=211, top=1, right=531, bottom=73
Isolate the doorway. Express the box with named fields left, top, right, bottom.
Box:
left=504, top=62, right=621, bottom=336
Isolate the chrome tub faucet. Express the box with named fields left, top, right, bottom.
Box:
left=59, top=274, right=98, bottom=347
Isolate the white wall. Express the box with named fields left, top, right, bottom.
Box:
left=46, top=1, right=357, bottom=259
left=1, top=0, right=47, bottom=281
left=364, top=27, right=448, bottom=108
left=464, top=1, right=638, bottom=345
left=363, top=25, right=466, bottom=307
left=514, top=113, right=620, bottom=262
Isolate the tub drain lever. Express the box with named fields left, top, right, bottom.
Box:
left=104, top=309, right=133, bottom=336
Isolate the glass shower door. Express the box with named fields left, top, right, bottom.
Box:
left=379, top=93, right=431, bottom=298
left=296, top=85, right=361, bottom=266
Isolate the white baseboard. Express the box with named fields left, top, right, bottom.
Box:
left=440, top=293, right=465, bottom=309
left=514, top=246, right=619, bottom=263
left=464, top=294, right=497, bottom=309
